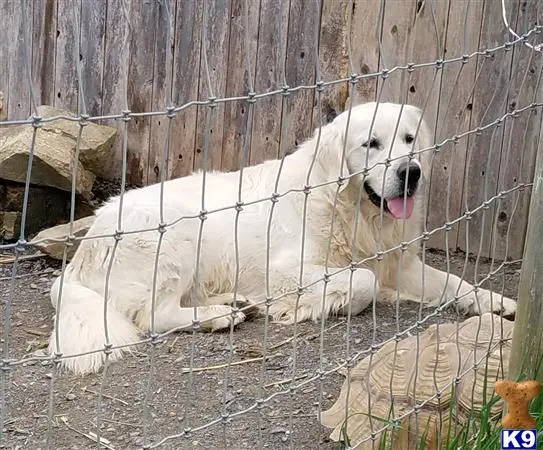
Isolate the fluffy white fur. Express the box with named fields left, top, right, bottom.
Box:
left=48, top=102, right=516, bottom=374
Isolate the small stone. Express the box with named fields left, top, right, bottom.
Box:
left=65, top=393, right=76, bottom=401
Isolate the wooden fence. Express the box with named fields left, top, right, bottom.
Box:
left=1, top=0, right=542, bottom=260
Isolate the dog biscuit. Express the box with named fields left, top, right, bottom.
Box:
left=495, top=379, right=540, bottom=429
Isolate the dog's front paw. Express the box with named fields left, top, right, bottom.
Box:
left=457, top=289, right=516, bottom=317
left=201, top=305, right=246, bottom=331
left=210, top=308, right=246, bottom=331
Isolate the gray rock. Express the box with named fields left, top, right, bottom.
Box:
left=0, top=105, right=117, bottom=196
left=30, top=215, right=94, bottom=260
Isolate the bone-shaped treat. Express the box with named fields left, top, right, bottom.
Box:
left=494, top=379, right=541, bottom=429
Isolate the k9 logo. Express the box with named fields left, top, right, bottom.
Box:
left=501, top=429, right=537, bottom=449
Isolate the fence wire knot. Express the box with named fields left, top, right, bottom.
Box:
left=247, top=92, right=256, bottom=103
left=121, top=110, right=131, bottom=122
left=103, top=343, right=113, bottom=355
left=0, top=359, right=11, bottom=372
left=191, top=320, right=201, bottom=332
left=31, top=114, right=43, bottom=128
left=157, top=222, right=167, bottom=234
left=79, top=114, right=89, bottom=127
left=207, top=97, right=217, bottom=108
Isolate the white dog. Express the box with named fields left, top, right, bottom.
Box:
left=48, top=102, right=516, bottom=374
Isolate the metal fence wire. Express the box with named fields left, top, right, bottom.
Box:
left=0, top=0, right=542, bottom=448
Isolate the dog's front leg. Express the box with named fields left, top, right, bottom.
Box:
left=266, top=264, right=379, bottom=323
left=389, top=255, right=516, bottom=316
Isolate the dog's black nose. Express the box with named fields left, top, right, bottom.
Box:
left=397, top=162, right=421, bottom=192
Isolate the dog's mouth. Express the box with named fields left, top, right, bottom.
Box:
left=364, top=183, right=416, bottom=220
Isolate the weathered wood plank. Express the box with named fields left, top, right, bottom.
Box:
left=8, top=0, right=33, bottom=119
left=0, top=0, right=14, bottom=119
left=220, top=0, right=260, bottom=172
left=491, top=0, right=543, bottom=260
left=32, top=0, right=57, bottom=107
left=100, top=0, right=131, bottom=181
left=79, top=0, right=107, bottom=117
left=168, top=0, right=204, bottom=179
left=425, top=0, right=485, bottom=252
left=249, top=0, right=290, bottom=165
left=192, top=0, right=232, bottom=172
left=456, top=0, right=520, bottom=259
left=54, top=0, right=81, bottom=113
left=377, top=1, right=417, bottom=103
left=126, top=0, right=158, bottom=185
left=282, top=0, right=319, bottom=152
left=147, top=0, right=176, bottom=184
left=348, top=0, right=381, bottom=105
left=313, top=0, right=351, bottom=128
left=402, top=0, right=450, bottom=252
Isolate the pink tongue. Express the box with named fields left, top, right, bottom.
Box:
left=386, top=196, right=415, bottom=219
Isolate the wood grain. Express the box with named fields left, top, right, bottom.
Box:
left=168, top=0, right=204, bottom=179
left=456, top=0, right=520, bottom=259
left=220, top=0, right=260, bottom=172
left=32, top=0, right=57, bottom=108
left=249, top=0, right=290, bottom=165
left=54, top=0, right=81, bottom=113
left=126, top=0, right=158, bottom=185
left=193, top=0, right=232, bottom=172
left=79, top=0, right=106, bottom=117
left=491, top=0, right=543, bottom=260
left=0, top=0, right=14, bottom=119
left=282, top=0, right=319, bottom=153
left=8, top=0, right=33, bottom=119
left=425, top=0, right=485, bottom=251
left=101, top=0, right=132, bottom=180
left=147, top=0, right=176, bottom=184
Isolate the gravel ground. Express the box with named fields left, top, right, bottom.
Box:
left=0, top=250, right=520, bottom=450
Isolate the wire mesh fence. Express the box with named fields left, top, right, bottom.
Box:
left=0, top=0, right=542, bottom=448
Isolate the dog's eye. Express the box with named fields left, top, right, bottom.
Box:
left=362, top=138, right=380, bottom=149
left=405, top=134, right=415, bottom=144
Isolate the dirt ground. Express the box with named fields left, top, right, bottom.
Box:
left=0, top=250, right=520, bottom=450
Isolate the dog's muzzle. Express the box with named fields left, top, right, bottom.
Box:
left=364, top=161, right=421, bottom=220
left=396, top=161, right=421, bottom=195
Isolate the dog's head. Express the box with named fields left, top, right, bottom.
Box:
left=321, top=102, right=432, bottom=220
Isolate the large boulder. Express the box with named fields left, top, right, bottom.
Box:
left=0, top=106, right=117, bottom=197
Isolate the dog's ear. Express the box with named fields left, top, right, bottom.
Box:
left=311, top=121, right=350, bottom=192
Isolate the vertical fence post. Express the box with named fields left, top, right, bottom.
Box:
left=508, top=116, right=543, bottom=383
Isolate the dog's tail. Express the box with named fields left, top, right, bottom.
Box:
left=48, top=276, right=139, bottom=375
